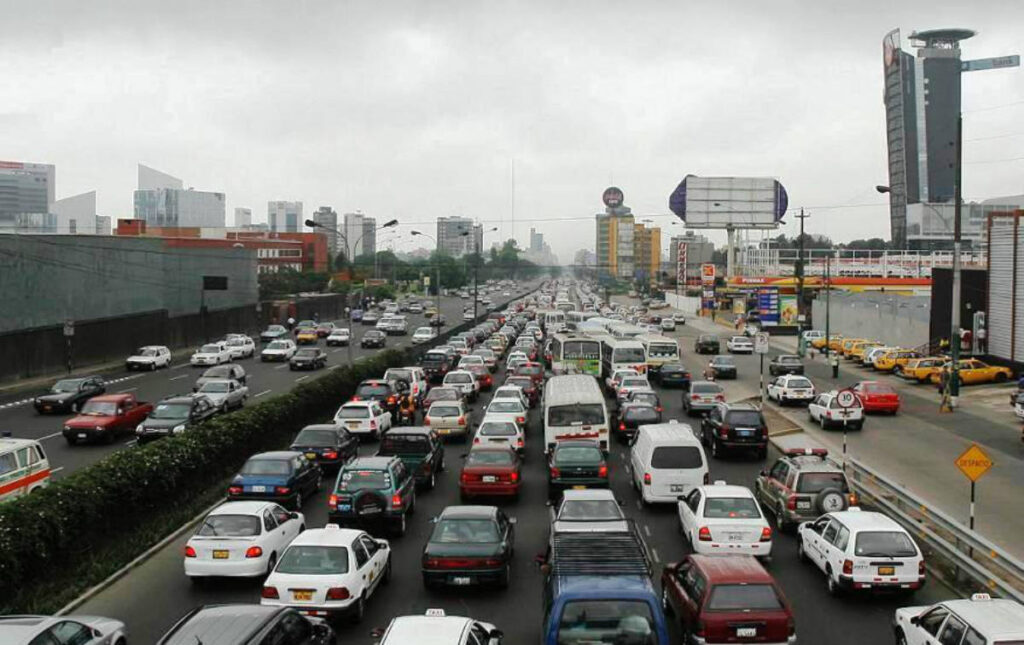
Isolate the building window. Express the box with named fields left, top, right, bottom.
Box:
left=68, top=220, right=77, bottom=234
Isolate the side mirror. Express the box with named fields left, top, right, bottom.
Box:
left=909, top=616, right=920, bottom=627
left=377, top=539, right=389, bottom=549
left=289, top=511, right=299, bottom=520
left=677, top=495, right=687, bottom=502
left=508, top=516, right=517, bottom=525
left=489, top=629, right=504, bottom=641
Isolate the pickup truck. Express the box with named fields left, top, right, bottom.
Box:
left=62, top=393, right=153, bottom=445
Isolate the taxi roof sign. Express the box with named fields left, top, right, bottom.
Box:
left=425, top=608, right=446, bottom=617
left=955, top=444, right=993, bottom=483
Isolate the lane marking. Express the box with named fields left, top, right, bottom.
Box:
left=295, top=375, right=309, bottom=382
left=331, top=349, right=342, bottom=354
left=39, top=431, right=63, bottom=441
left=52, top=467, right=65, bottom=475
left=274, top=364, right=289, bottom=370
left=125, top=439, right=137, bottom=446
left=650, top=547, right=660, bottom=562
left=254, top=390, right=272, bottom=398
left=170, top=363, right=191, bottom=370
left=117, top=387, right=137, bottom=393
left=643, top=524, right=651, bottom=537
left=635, top=499, right=642, bottom=510
left=169, top=374, right=188, bottom=381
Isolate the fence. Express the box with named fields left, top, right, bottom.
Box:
left=810, top=291, right=930, bottom=349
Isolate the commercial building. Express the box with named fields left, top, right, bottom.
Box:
left=634, top=224, right=661, bottom=287
left=95, top=215, right=112, bottom=236
left=268, top=201, right=302, bottom=233
left=595, top=210, right=634, bottom=281
left=668, top=231, right=715, bottom=282
left=51, top=191, right=97, bottom=235
left=436, top=216, right=482, bottom=257
left=312, top=206, right=339, bottom=257
left=134, top=165, right=225, bottom=228
left=530, top=227, right=544, bottom=253
left=343, top=212, right=376, bottom=259
left=234, top=207, right=252, bottom=228
left=0, top=160, right=55, bottom=233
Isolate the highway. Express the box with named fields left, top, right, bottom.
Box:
left=73, top=310, right=951, bottom=644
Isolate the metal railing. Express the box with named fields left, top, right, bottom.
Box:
left=845, top=456, right=1024, bottom=603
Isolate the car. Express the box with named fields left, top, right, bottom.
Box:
left=362, top=311, right=380, bottom=326
left=622, top=388, right=662, bottom=415
left=847, top=341, right=883, bottom=363
left=328, top=456, right=416, bottom=536
left=893, top=593, right=1024, bottom=645
left=465, top=364, right=494, bottom=392
left=550, top=488, right=626, bottom=532
left=290, top=347, right=328, bottom=370
left=424, top=400, right=471, bottom=442
left=839, top=338, right=871, bottom=357
left=862, top=345, right=896, bottom=368
left=260, top=324, right=290, bottom=343
left=261, top=339, right=298, bottom=362
left=473, top=419, right=524, bottom=455
left=184, top=500, right=305, bottom=581
left=459, top=447, right=522, bottom=501
left=605, top=367, right=640, bottom=394
left=797, top=508, right=925, bottom=596
left=766, top=374, right=816, bottom=406
left=683, top=380, right=724, bottom=416
left=422, top=350, right=454, bottom=382
left=808, top=390, right=864, bottom=430
left=62, top=392, right=154, bottom=445
left=472, top=348, right=499, bottom=372
left=125, top=344, right=173, bottom=370
left=315, top=321, right=336, bottom=338
left=659, top=318, right=676, bottom=332
left=408, top=302, right=424, bottom=314
left=429, top=314, right=447, bottom=327
left=677, top=481, right=772, bottom=558
left=802, top=329, right=825, bottom=344
left=851, top=380, right=900, bottom=414
left=193, top=363, right=247, bottom=390
left=504, top=375, right=540, bottom=407
left=227, top=451, right=322, bottom=510
left=261, top=525, right=391, bottom=623
left=616, top=376, right=652, bottom=404
left=377, top=427, right=445, bottom=490
left=157, top=605, right=334, bottom=645
left=361, top=329, right=387, bottom=348
left=875, top=349, right=923, bottom=373
left=326, top=327, right=351, bottom=346
left=694, top=334, right=721, bottom=354
left=672, top=312, right=687, bottom=324
left=135, top=394, right=218, bottom=444
left=443, top=370, right=480, bottom=402
left=290, top=424, right=359, bottom=470
left=0, top=614, right=128, bottom=645
left=482, top=398, right=528, bottom=431
left=383, top=367, right=429, bottom=404
left=651, top=362, right=690, bottom=388
left=547, top=439, right=609, bottom=499
left=929, top=358, right=1013, bottom=386
left=225, top=335, right=256, bottom=359
left=411, top=326, right=436, bottom=345
left=333, top=400, right=392, bottom=440
left=661, top=555, right=795, bottom=644
left=190, top=341, right=233, bottom=367
left=897, top=356, right=947, bottom=383
left=463, top=310, right=474, bottom=321
left=196, top=378, right=248, bottom=412
left=700, top=402, right=768, bottom=459
left=755, top=443, right=855, bottom=531
left=457, top=354, right=485, bottom=370
left=613, top=402, right=661, bottom=444
left=33, top=375, right=106, bottom=414
left=491, top=384, right=529, bottom=410
left=350, top=308, right=364, bottom=322
left=726, top=335, right=754, bottom=354
left=703, top=355, right=737, bottom=380
left=421, top=505, right=516, bottom=588
left=353, top=378, right=405, bottom=415
left=768, top=354, right=804, bottom=376
left=370, top=608, right=503, bottom=645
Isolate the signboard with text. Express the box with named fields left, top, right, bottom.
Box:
left=676, top=242, right=688, bottom=286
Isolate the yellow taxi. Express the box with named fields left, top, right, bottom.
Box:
left=425, top=307, right=439, bottom=318
left=899, top=357, right=947, bottom=383
left=928, top=359, right=1013, bottom=386
left=838, top=338, right=870, bottom=356
left=811, top=334, right=842, bottom=350
left=847, top=341, right=882, bottom=362
left=875, top=349, right=923, bottom=373
left=295, top=327, right=319, bottom=345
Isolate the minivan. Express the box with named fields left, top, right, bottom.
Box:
left=629, top=421, right=709, bottom=504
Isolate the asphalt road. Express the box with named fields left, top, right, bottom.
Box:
left=0, top=288, right=536, bottom=481
left=74, top=311, right=951, bottom=644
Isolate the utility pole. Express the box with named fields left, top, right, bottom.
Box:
left=949, top=115, right=963, bottom=406
left=795, top=209, right=809, bottom=332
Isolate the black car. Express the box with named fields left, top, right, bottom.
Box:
left=704, top=355, right=737, bottom=380
left=33, top=375, right=106, bottom=414
left=227, top=451, right=322, bottom=509
left=652, top=362, right=691, bottom=389
left=377, top=427, right=445, bottom=490
left=136, top=394, right=218, bottom=444
left=547, top=439, right=609, bottom=499
left=421, top=351, right=453, bottom=383
left=290, top=347, right=327, bottom=370
left=158, top=604, right=333, bottom=645
left=769, top=354, right=805, bottom=376
left=290, top=424, right=358, bottom=470
left=193, top=364, right=247, bottom=391
left=700, top=402, right=769, bottom=459
left=694, top=334, right=721, bottom=354
left=353, top=379, right=404, bottom=416
left=361, top=330, right=386, bottom=348
left=613, top=402, right=661, bottom=444
left=421, top=505, right=516, bottom=588
left=329, top=456, right=416, bottom=536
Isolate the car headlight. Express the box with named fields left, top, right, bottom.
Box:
left=95, top=426, right=104, bottom=432
left=136, top=424, right=144, bottom=434
left=172, top=424, right=186, bottom=434
left=64, top=426, right=71, bottom=432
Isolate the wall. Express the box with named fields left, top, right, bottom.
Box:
left=664, top=293, right=702, bottom=313
left=811, top=291, right=930, bottom=349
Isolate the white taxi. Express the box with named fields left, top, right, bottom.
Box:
left=261, top=339, right=298, bottom=362
left=894, top=593, right=1024, bottom=645
left=483, top=399, right=528, bottom=430
left=372, top=608, right=503, bottom=645
left=261, top=525, right=391, bottom=623
left=677, top=481, right=772, bottom=559
left=491, top=385, right=528, bottom=410
left=798, top=508, right=925, bottom=596
left=333, top=401, right=391, bottom=439
left=766, top=374, right=817, bottom=406
left=184, top=501, right=305, bottom=580
left=443, top=370, right=480, bottom=403
left=473, top=419, right=524, bottom=455
left=190, top=342, right=233, bottom=367
left=225, top=335, right=256, bottom=359
left=412, top=327, right=436, bottom=344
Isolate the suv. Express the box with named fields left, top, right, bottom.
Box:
left=158, top=604, right=333, bottom=645
left=755, top=442, right=855, bottom=531
left=383, top=367, right=429, bottom=404
left=353, top=379, right=404, bottom=417
left=699, top=403, right=768, bottom=459
left=421, top=351, right=454, bottom=383
left=694, top=335, right=720, bottom=354
left=377, top=427, right=445, bottom=490
left=136, top=394, right=218, bottom=444
left=768, top=354, right=805, bottom=376
left=329, top=456, right=417, bottom=536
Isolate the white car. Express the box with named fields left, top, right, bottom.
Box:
left=798, top=508, right=925, bottom=596
left=261, top=339, right=297, bottom=362
left=126, top=345, right=172, bottom=371
left=326, top=328, right=351, bottom=346
left=766, top=374, right=817, bottom=406
left=473, top=419, right=524, bottom=454
left=333, top=401, right=392, bottom=439
left=374, top=609, right=502, bottom=645
left=456, top=355, right=485, bottom=370
left=660, top=318, right=676, bottom=331
left=801, top=329, right=825, bottom=344
left=677, top=481, right=772, bottom=559
left=376, top=315, right=393, bottom=332
left=605, top=368, right=640, bottom=393
left=261, top=525, right=390, bottom=622
left=894, top=593, right=1024, bottom=645
left=483, top=398, right=528, bottom=430
left=463, top=310, right=475, bottom=321
left=383, top=367, right=429, bottom=402
left=0, top=615, right=128, bottom=645
left=443, top=370, right=480, bottom=402
left=506, top=352, right=529, bottom=372
left=225, top=335, right=256, bottom=359
left=616, top=376, right=651, bottom=402
left=672, top=312, right=687, bottom=324
left=726, top=336, right=754, bottom=353
left=412, top=327, right=436, bottom=344
left=184, top=500, right=305, bottom=580
left=808, top=391, right=864, bottom=430
left=408, top=303, right=424, bottom=314
left=491, top=385, right=528, bottom=409
left=190, top=342, right=233, bottom=367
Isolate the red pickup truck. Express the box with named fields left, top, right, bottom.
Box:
left=62, top=393, right=154, bottom=445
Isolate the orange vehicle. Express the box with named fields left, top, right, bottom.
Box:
left=838, top=338, right=870, bottom=356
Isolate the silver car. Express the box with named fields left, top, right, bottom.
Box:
left=425, top=401, right=470, bottom=442
left=683, top=380, right=724, bottom=416
left=195, top=379, right=248, bottom=412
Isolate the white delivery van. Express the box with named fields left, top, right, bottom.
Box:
left=629, top=421, right=708, bottom=504
left=542, top=375, right=609, bottom=453
left=0, top=436, right=51, bottom=503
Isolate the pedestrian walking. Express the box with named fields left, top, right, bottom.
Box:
left=977, top=326, right=987, bottom=354
left=939, top=366, right=953, bottom=412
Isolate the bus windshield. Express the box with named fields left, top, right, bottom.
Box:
left=612, top=347, right=646, bottom=363
left=563, top=341, right=600, bottom=360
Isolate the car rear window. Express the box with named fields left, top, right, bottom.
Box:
left=429, top=405, right=461, bottom=418
left=466, top=451, right=514, bottom=466
left=854, top=531, right=918, bottom=557
left=197, top=515, right=260, bottom=537
left=422, top=354, right=447, bottom=364
left=379, top=434, right=430, bottom=454
left=446, top=374, right=473, bottom=384
left=338, top=406, right=369, bottom=419
left=294, top=429, right=337, bottom=445
left=650, top=446, right=703, bottom=469
left=796, top=472, right=849, bottom=494
left=554, top=446, right=602, bottom=464
left=706, top=584, right=783, bottom=611
left=355, top=384, right=390, bottom=397
left=479, top=422, right=516, bottom=436
left=690, top=383, right=722, bottom=394
left=431, top=518, right=499, bottom=543
left=557, top=600, right=654, bottom=645
left=506, top=377, right=533, bottom=389
left=548, top=403, right=605, bottom=426
left=861, top=383, right=895, bottom=394
left=488, top=401, right=522, bottom=413
left=703, top=497, right=761, bottom=519
left=276, top=545, right=349, bottom=575
left=240, top=459, right=291, bottom=476
left=725, top=410, right=764, bottom=427
left=786, top=378, right=813, bottom=389
left=623, top=406, right=660, bottom=423
left=339, top=469, right=390, bottom=491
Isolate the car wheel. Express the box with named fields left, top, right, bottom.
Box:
left=775, top=505, right=789, bottom=532
left=438, top=456, right=445, bottom=472
left=895, top=629, right=908, bottom=645
left=797, top=538, right=809, bottom=563
left=392, top=513, right=407, bottom=536
left=350, top=593, right=366, bottom=623
left=427, top=471, right=436, bottom=490
left=826, top=568, right=842, bottom=596
left=819, top=415, right=827, bottom=430
left=496, top=563, right=511, bottom=589
left=265, top=553, right=277, bottom=577
left=150, top=362, right=157, bottom=371
left=382, top=556, right=392, bottom=584
left=893, top=366, right=903, bottom=376
left=710, top=438, right=721, bottom=459
left=661, top=587, right=673, bottom=615
left=65, top=436, right=77, bottom=446
left=408, top=492, right=416, bottom=515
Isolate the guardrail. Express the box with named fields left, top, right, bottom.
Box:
left=845, top=456, right=1024, bottom=603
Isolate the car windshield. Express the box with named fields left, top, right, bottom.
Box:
left=429, top=405, right=461, bottom=418
left=703, top=496, right=762, bottom=519
left=651, top=446, right=703, bottom=469
left=240, top=459, right=291, bottom=476
left=488, top=401, right=523, bottom=413
left=199, top=344, right=221, bottom=353
left=796, top=472, right=850, bottom=494
left=199, top=382, right=231, bottom=393
left=548, top=404, right=605, bottom=426
left=339, top=470, right=390, bottom=491
left=726, top=410, right=763, bottom=426
left=854, top=531, right=918, bottom=557
left=431, top=519, right=500, bottom=544
left=355, top=384, right=389, bottom=397
left=479, top=422, right=516, bottom=436
left=196, top=515, right=261, bottom=537
left=52, top=379, right=85, bottom=392
left=690, top=383, right=722, bottom=394
left=276, top=545, right=349, bottom=575
left=786, top=378, right=813, bottom=389
left=558, top=500, right=624, bottom=521
left=267, top=341, right=290, bottom=350
left=379, top=434, right=430, bottom=454
left=712, top=357, right=736, bottom=366
left=150, top=403, right=190, bottom=419
left=466, top=451, right=514, bottom=466
left=706, top=584, right=783, bottom=611
left=555, top=446, right=602, bottom=465
left=337, top=406, right=370, bottom=419
left=426, top=389, right=459, bottom=402
left=557, top=600, right=656, bottom=645
left=294, top=429, right=337, bottom=445
left=80, top=401, right=117, bottom=416
left=647, top=343, right=677, bottom=358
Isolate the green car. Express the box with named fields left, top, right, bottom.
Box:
left=376, top=427, right=445, bottom=490
left=328, top=455, right=417, bottom=536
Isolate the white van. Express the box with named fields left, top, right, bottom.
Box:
left=629, top=421, right=708, bottom=504
left=0, top=437, right=51, bottom=503
left=543, top=374, right=609, bottom=453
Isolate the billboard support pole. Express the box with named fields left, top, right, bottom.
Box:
left=950, top=115, right=963, bottom=407
left=726, top=227, right=735, bottom=278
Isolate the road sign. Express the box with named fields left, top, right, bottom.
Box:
left=835, top=389, right=857, bottom=409
left=423, top=276, right=431, bottom=287
left=955, top=444, right=993, bottom=483
left=754, top=332, right=770, bottom=354
left=63, top=320, right=74, bottom=337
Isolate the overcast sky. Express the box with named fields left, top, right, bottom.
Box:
left=3, top=0, right=1023, bottom=262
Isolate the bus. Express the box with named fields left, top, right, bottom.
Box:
left=543, top=374, right=609, bottom=452
left=541, top=310, right=568, bottom=334
left=566, top=310, right=598, bottom=330
left=639, top=334, right=681, bottom=371
left=607, top=322, right=647, bottom=340
left=600, top=338, right=648, bottom=377
left=549, top=333, right=602, bottom=376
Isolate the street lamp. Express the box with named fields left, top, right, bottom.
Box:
left=461, top=227, right=498, bottom=320
left=305, top=218, right=351, bottom=264
left=411, top=230, right=442, bottom=325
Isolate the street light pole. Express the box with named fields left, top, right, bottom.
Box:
left=795, top=209, right=809, bottom=336
left=412, top=230, right=442, bottom=329
left=949, top=115, right=963, bottom=405
left=461, top=227, right=497, bottom=321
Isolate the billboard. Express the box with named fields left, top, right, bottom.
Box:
left=669, top=176, right=788, bottom=229
left=700, top=263, right=716, bottom=284
left=602, top=186, right=624, bottom=208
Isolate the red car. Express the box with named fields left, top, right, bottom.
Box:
left=852, top=380, right=901, bottom=414
left=459, top=447, right=521, bottom=501
left=466, top=364, right=494, bottom=391
left=504, top=375, right=539, bottom=408
left=61, top=393, right=154, bottom=445
left=661, top=554, right=796, bottom=644
left=513, top=361, right=545, bottom=389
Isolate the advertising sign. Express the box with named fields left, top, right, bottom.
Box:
left=676, top=242, right=688, bottom=286
left=669, top=176, right=788, bottom=229
left=779, top=295, right=799, bottom=326
left=756, top=288, right=780, bottom=325
left=700, top=263, right=716, bottom=284
left=602, top=186, right=624, bottom=208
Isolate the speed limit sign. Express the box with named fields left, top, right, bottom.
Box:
left=835, top=389, right=857, bottom=409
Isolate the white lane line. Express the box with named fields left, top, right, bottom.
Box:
left=169, top=374, right=188, bottom=381
left=117, top=387, right=137, bottom=393
left=51, top=467, right=65, bottom=475
left=39, top=431, right=63, bottom=441
left=330, top=365, right=340, bottom=370
left=650, top=547, right=660, bottom=563
left=643, top=524, right=652, bottom=537
left=170, top=363, right=191, bottom=370
left=274, top=364, right=289, bottom=370
left=254, top=389, right=272, bottom=398
left=635, top=499, right=642, bottom=510
left=331, top=349, right=342, bottom=354
left=125, top=439, right=137, bottom=446
left=295, top=375, right=309, bottom=382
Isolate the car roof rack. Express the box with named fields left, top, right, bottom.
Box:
left=549, top=528, right=650, bottom=576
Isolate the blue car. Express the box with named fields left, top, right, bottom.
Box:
left=227, top=451, right=322, bottom=510
left=351, top=309, right=364, bottom=322
left=653, top=362, right=691, bottom=389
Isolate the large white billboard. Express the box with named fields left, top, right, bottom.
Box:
left=669, top=176, right=788, bottom=229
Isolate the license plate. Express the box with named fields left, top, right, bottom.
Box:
left=572, top=485, right=587, bottom=490
left=346, top=422, right=359, bottom=428
left=305, top=452, right=317, bottom=460
left=727, top=533, right=744, bottom=542
left=737, top=429, right=754, bottom=437
left=337, top=504, right=351, bottom=511
left=878, top=566, right=895, bottom=576
left=670, top=484, right=685, bottom=492
left=450, top=576, right=472, bottom=585
left=250, top=485, right=267, bottom=493
left=797, top=501, right=811, bottom=509
left=737, top=627, right=757, bottom=638
left=360, top=505, right=382, bottom=515
left=482, top=475, right=497, bottom=483
left=212, top=550, right=229, bottom=559
left=44, top=406, right=52, bottom=412
left=439, top=429, right=451, bottom=434
left=489, top=438, right=505, bottom=443
left=78, top=433, right=87, bottom=439
left=292, top=590, right=314, bottom=601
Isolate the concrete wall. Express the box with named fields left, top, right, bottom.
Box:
left=811, top=291, right=930, bottom=349
left=664, top=293, right=702, bottom=314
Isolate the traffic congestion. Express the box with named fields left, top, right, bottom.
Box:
left=4, top=279, right=1022, bottom=645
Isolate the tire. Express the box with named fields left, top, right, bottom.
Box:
left=756, top=446, right=767, bottom=460
left=350, top=593, right=366, bottom=623
left=392, top=513, right=407, bottom=537
left=826, top=569, right=842, bottom=597
left=265, top=553, right=277, bottom=577
left=496, top=563, right=510, bottom=589
left=427, top=471, right=436, bottom=490
left=150, top=362, right=157, bottom=371
left=293, top=492, right=303, bottom=511
left=797, top=538, right=809, bottom=563
left=661, top=587, right=673, bottom=616
left=710, top=438, right=722, bottom=459
left=893, top=366, right=903, bottom=376
left=774, top=505, right=789, bottom=533
left=895, top=629, right=908, bottom=645
left=819, top=415, right=828, bottom=430
left=65, top=436, right=77, bottom=446
left=382, top=556, right=392, bottom=584
left=996, top=372, right=1008, bottom=383
left=70, top=402, right=79, bottom=413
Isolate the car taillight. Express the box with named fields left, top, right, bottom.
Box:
left=703, top=472, right=710, bottom=485
left=473, top=437, right=481, bottom=444
left=760, top=527, right=773, bottom=542
left=275, top=486, right=291, bottom=496
left=510, top=471, right=519, bottom=482
left=388, top=396, right=396, bottom=405
left=184, top=545, right=196, bottom=558
left=698, top=526, right=712, bottom=541
left=849, top=493, right=859, bottom=505
left=326, top=587, right=351, bottom=600
left=351, top=395, right=361, bottom=401
left=918, top=561, right=926, bottom=576
left=719, top=424, right=729, bottom=438
left=458, top=416, right=467, bottom=426
left=842, top=559, right=853, bottom=575
left=424, top=416, right=431, bottom=425
left=323, top=451, right=337, bottom=460
left=369, top=419, right=377, bottom=429
left=598, top=465, right=608, bottom=478
left=656, top=406, right=663, bottom=412
left=690, top=394, right=700, bottom=400
left=517, top=438, right=524, bottom=447
left=245, top=546, right=263, bottom=558
left=329, top=494, right=338, bottom=509
left=715, top=394, right=725, bottom=401
left=516, top=416, right=525, bottom=424
left=228, top=485, right=242, bottom=495
left=550, top=467, right=561, bottom=478
left=261, top=586, right=279, bottom=599
left=643, top=472, right=651, bottom=486
left=786, top=495, right=798, bottom=510
left=391, top=494, right=402, bottom=508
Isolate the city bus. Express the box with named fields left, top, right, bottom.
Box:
left=549, top=333, right=603, bottom=376
left=600, top=338, right=648, bottom=377
left=541, top=310, right=568, bottom=334
left=566, top=310, right=598, bottom=330
left=543, top=374, right=609, bottom=453
left=638, top=334, right=681, bottom=371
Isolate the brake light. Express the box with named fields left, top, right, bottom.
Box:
left=656, top=406, right=663, bottom=412
left=261, top=586, right=279, bottom=599
left=786, top=495, right=798, bottom=510
left=760, top=526, right=773, bottom=542
left=619, top=422, right=626, bottom=431
left=598, top=465, right=608, bottom=478
left=715, top=394, right=725, bottom=402
left=698, top=526, right=712, bottom=541
left=424, top=416, right=431, bottom=425
left=517, top=438, right=524, bottom=447
left=690, top=394, right=700, bottom=400
left=849, top=493, right=859, bottom=506
left=842, top=559, right=854, bottom=575
left=918, top=561, right=926, bottom=576
left=245, top=546, right=263, bottom=558
left=703, top=472, right=710, bottom=485
left=228, top=485, right=242, bottom=495
left=643, top=472, right=651, bottom=486
left=550, top=467, right=561, bottom=478
left=184, top=545, right=196, bottom=558
left=510, top=471, right=519, bottom=482
left=329, top=494, right=338, bottom=509
left=460, top=472, right=470, bottom=483
left=473, top=437, right=481, bottom=444
left=391, top=494, right=402, bottom=508
left=323, top=451, right=337, bottom=460
left=719, top=424, right=729, bottom=438
left=516, top=416, right=525, bottom=424
left=458, top=416, right=467, bottom=426
left=326, top=587, right=351, bottom=600
left=369, top=419, right=377, bottom=430
left=388, top=396, right=396, bottom=405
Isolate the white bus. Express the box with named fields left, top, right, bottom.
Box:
left=600, top=338, right=648, bottom=377
left=543, top=374, right=609, bottom=452
left=549, top=333, right=603, bottom=377
left=639, top=334, right=681, bottom=370
left=607, top=322, right=647, bottom=340
left=566, top=310, right=598, bottom=330
left=542, top=310, right=568, bottom=334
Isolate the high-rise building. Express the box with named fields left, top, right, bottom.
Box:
left=268, top=201, right=302, bottom=233
left=530, top=227, right=544, bottom=253
left=343, top=212, right=376, bottom=258
left=312, top=206, right=339, bottom=257
left=52, top=191, right=97, bottom=235
left=134, top=165, right=225, bottom=228
left=634, top=224, right=661, bottom=286
left=234, top=207, right=252, bottom=228
left=595, top=209, right=635, bottom=281
left=0, top=159, right=56, bottom=233
left=436, top=216, right=482, bottom=257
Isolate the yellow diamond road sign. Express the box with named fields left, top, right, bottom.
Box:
left=955, top=444, right=993, bottom=483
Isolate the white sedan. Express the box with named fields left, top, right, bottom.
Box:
left=326, top=328, right=351, bottom=346
left=483, top=398, right=528, bottom=430
left=261, top=525, right=391, bottom=622
left=225, top=335, right=256, bottom=359
left=333, top=401, right=392, bottom=439
left=411, top=327, right=436, bottom=344
left=726, top=336, right=754, bottom=354
left=261, top=339, right=298, bottom=362
left=808, top=391, right=864, bottom=430
left=190, top=342, right=233, bottom=367
left=473, top=419, right=524, bottom=454
left=184, top=500, right=305, bottom=580
left=660, top=318, right=676, bottom=331
left=678, top=482, right=772, bottom=559
left=766, top=375, right=816, bottom=406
